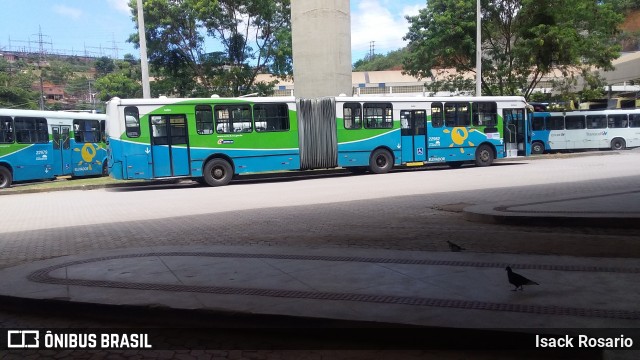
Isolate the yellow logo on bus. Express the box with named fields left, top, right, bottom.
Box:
left=73, top=143, right=102, bottom=170
left=443, top=127, right=476, bottom=153
left=81, top=143, right=97, bottom=162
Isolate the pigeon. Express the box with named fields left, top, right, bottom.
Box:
left=447, top=240, right=465, bottom=252
left=505, top=266, right=539, bottom=291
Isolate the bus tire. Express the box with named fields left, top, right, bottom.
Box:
left=0, top=166, right=12, bottom=188
left=203, top=158, right=233, bottom=187
left=611, top=138, right=626, bottom=151
left=474, top=144, right=494, bottom=167
left=531, top=142, right=545, bottom=155
left=369, top=149, right=393, bottom=174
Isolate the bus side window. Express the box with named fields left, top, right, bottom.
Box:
left=14, top=117, right=48, bottom=144
left=472, top=102, right=497, bottom=127
left=343, top=103, right=361, bottom=130
left=431, top=103, right=443, bottom=128
left=124, top=107, right=140, bottom=138
left=532, top=116, right=545, bottom=131
left=565, top=115, right=585, bottom=130
left=547, top=116, right=564, bottom=130
left=630, top=114, right=640, bottom=128
left=363, top=103, right=393, bottom=129
left=195, top=105, right=214, bottom=135
left=100, top=120, right=106, bottom=142
left=0, top=116, right=13, bottom=143
left=254, top=103, right=290, bottom=132
left=608, top=114, right=628, bottom=128
left=586, top=115, right=606, bottom=129
left=444, top=102, right=470, bottom=127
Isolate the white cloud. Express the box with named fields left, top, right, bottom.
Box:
left=350, top=0, right=423, bottom=56
left=53, top=5, right=83, bottom=20
left=107, top=0, right=131, bottom=14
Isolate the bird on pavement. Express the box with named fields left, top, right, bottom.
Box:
left=505, top=266, right=539, bottom=291
left=447, top=240, right=465, bottom=252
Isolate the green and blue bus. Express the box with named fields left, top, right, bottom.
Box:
left=105, top=95, right=531, bottom=186
left=0, top=109, right=107, bottom=188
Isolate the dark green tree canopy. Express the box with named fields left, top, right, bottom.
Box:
left=403, top=0, right=624, bottom=98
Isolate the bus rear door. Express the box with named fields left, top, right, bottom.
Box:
left=51, top=125, right=72, bottom=175
left=149, top=114, right=190, bottom=178
left=400, top=110, right=427, bottom=163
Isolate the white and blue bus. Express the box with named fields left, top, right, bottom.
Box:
left=530, top=109, right=640, bottom=154
left=0, top=109, right=107, bottom=188
left=105, top=95, right=531, bottom=186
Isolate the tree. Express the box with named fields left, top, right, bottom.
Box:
left=94, top=56, right=116, bottom=77
left=353, top=49, right=408, bottom=71
left=95, top=72, right=142, bottom=101
left=127, top=0, right=291, bottom=97
left=403, top=0, right=623, bottom=99
left=0, top=58, right=39, bottom=109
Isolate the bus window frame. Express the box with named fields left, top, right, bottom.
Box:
left=73, top=119, right=101, bottom=143
left=363, top=103, right=393, bottom=129
left=343, top=102, right=362, bottom=130
left=564, top=115, right=585, bottom=130
left=195, top=105, right=214, bottom=135
left=215, top=104, right=253, bottom=134
left=253, top=103, right=290, bottom=132
left=431, top=102, right=444, bottom=128
left=14, top=117, right=49, bottom=144
left=0, top=116, right=14, bottom=144
left=124, top=106, right=141, bottom=138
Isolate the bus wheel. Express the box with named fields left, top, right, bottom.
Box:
left=369, top=149, right=393, bottom=174
left=474, top=144, right=494, bottom=167
left=0, top=166, right=12, bottom=188
left=531, top=142, right=544, bottom=155
left=611, top=138, right=626, bottom=151
left=203, top=158, right=233, bottom=186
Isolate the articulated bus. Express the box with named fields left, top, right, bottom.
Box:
left=530, top=109, right=640, bottom=154
left=0, top=109, right=107, bottom=188
left=105, top=95, right=531, bottom=186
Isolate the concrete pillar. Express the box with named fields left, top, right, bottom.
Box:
left=291, top=0, right=352, bottom=98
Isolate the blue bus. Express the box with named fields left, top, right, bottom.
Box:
left=105, top=96, right=531, bottom=186
left=531, top=109, right=640, bottom=154
left=0, top=109, right=107, bottom=188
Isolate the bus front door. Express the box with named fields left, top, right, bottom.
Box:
left=51, top=125, right=72, bottom=176
left=150, top=114, right=190, bottom=178
left=400, top=110, right=427, bottom=163
left=503, top=108, right=529, bottom=156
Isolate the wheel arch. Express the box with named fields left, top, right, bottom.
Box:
left=611, top=137, right=626, bottom=150
left=0, top=161, right=13, bottom=174
left=369, top=145, right=396, bottom=165
left=531, top=140, right=546, bottom=154
left=478, top=141, right=497, bottom=159
left=201, top=153, right=236, bottom=175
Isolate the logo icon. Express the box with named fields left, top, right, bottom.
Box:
left=7, top=330, right=40, bottom=348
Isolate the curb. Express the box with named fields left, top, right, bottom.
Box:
left=463, top=207, right=640, bottom=229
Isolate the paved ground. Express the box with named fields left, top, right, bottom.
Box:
left=0, top=150, right=639, bottom=359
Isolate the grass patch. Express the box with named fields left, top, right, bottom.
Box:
left=2, top=176, right=133, bottom=192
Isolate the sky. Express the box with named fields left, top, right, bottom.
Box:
left=0, top=0, right=424, bottom=63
